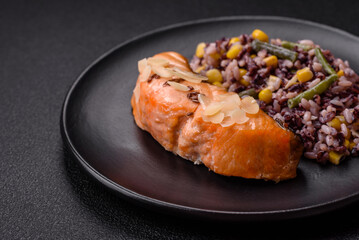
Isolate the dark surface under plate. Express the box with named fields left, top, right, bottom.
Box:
left=62, top=16, right=359, bottom=221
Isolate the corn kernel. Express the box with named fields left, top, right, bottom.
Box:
left=212, top=81, right=222, bottom=87
left=258, top=88, right=272, bottom=104
left=349, top=142, right=356, bottom=150
left=250, top=54, right=256, bottom=59
left=195, top=65, right=206, bottom=73
left=226, top=44, right=242, bottom=59
left=252, top=29, right=269, bottom=42
left=263, top=55, right=278, bottom=68
left=267, top=75, right=281, bottom=92
left=206, top=69, right=223, bottom=83
left=239, top=78, right=250, bottom=87
left=210, top=52, right=221, bottom=60
left=344, top=139, right=350, bottom=148
left=329, top=151, right=343, bottom=165
left=229, top=37, right=240, bottom=45
left=337, top=69, right=344, bottom=77
left=327, top=118, right=341, bottom=131
left=239, top=68, right=247, bottom=77
left=296, top=67, right=314, bottom=83
left=195, top=42, right=206, bottom=58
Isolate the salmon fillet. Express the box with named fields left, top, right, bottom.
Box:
left=131, top=52, right=303, bottom=181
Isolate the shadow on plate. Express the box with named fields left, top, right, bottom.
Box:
left=62, top=145, right=359, bottom=239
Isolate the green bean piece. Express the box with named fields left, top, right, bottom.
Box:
left=287, top=74, right=338, bottom=108
left=281, top=41, right=313, bottom=51
left=314, top=48, right=336, bottom=75
left=238, top=88, right=258, bottom=98
left=251, top=39, right=298, bottom=62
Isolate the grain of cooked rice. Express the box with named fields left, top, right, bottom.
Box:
left=330, top=99, right=345, bottom=107
left=341, top=123, right=349, bottom=137
left=312, top=62, right=323, bottom=72
left=308, top=78, right=321, bottom=89
left=338, top=78, right=353, bottom=87
left=343, top=109, right=354, bottom=124
left=303, top=111, right=311, bottom=122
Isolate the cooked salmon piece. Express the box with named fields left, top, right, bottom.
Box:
left=131, top=52, right=303, bottom=181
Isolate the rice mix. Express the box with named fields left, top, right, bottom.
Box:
left=190, top=29, right=359, bottom=164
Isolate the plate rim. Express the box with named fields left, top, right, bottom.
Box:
left=60, top=15, right=359, bottom=221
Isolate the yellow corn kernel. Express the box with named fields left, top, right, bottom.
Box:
left=258, top=88, right=272, bottom=104
left=226, top=44, right=242, bottom=59
left=252, top=29, right=269, bottom=42
left=229, top=37, right=240, bottom=45
left=239, top=68, right=247, bottom=77
left=195, top=42, right=206, bottom=58
left=263, top=55, right=278, bottom=68
left=327, top=118, right=342, bottom=131
left=239, top=78, right=250, bottom=87
left=195, top=65, right=206, bottom=73
left=344, top=139, right=350, bottom=148
left=337, top=69, right=344, bottom=77
left=349, top=142, right=356, bottom=150
left=210, top=52, right=221, bottom=60
left=250, top=54, right=256, bottom=59
left=206, top=69, right=223, bottom=83
left=212, top=81, right=222, bottom=87
left=329, top=151, right=343, bottom=165
left=296, top=67, right=314, bottom=83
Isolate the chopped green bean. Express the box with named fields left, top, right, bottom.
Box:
left=251, top=39, right=298, bottom=62
left=314, top=48, right=336, bottom=75
left=287, top=74, right=338, bottom=108
left=281, top=41, right=313, bottom=51
left=238, top=88, right=258, bottom=98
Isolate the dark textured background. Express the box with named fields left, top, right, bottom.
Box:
left=1, top=0, right=359, bottom=239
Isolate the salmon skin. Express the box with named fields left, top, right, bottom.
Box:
left=131, top=52, right=303, bottom=181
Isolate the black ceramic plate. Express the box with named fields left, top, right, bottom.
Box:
left=61, top=16, right=359, bottom=221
